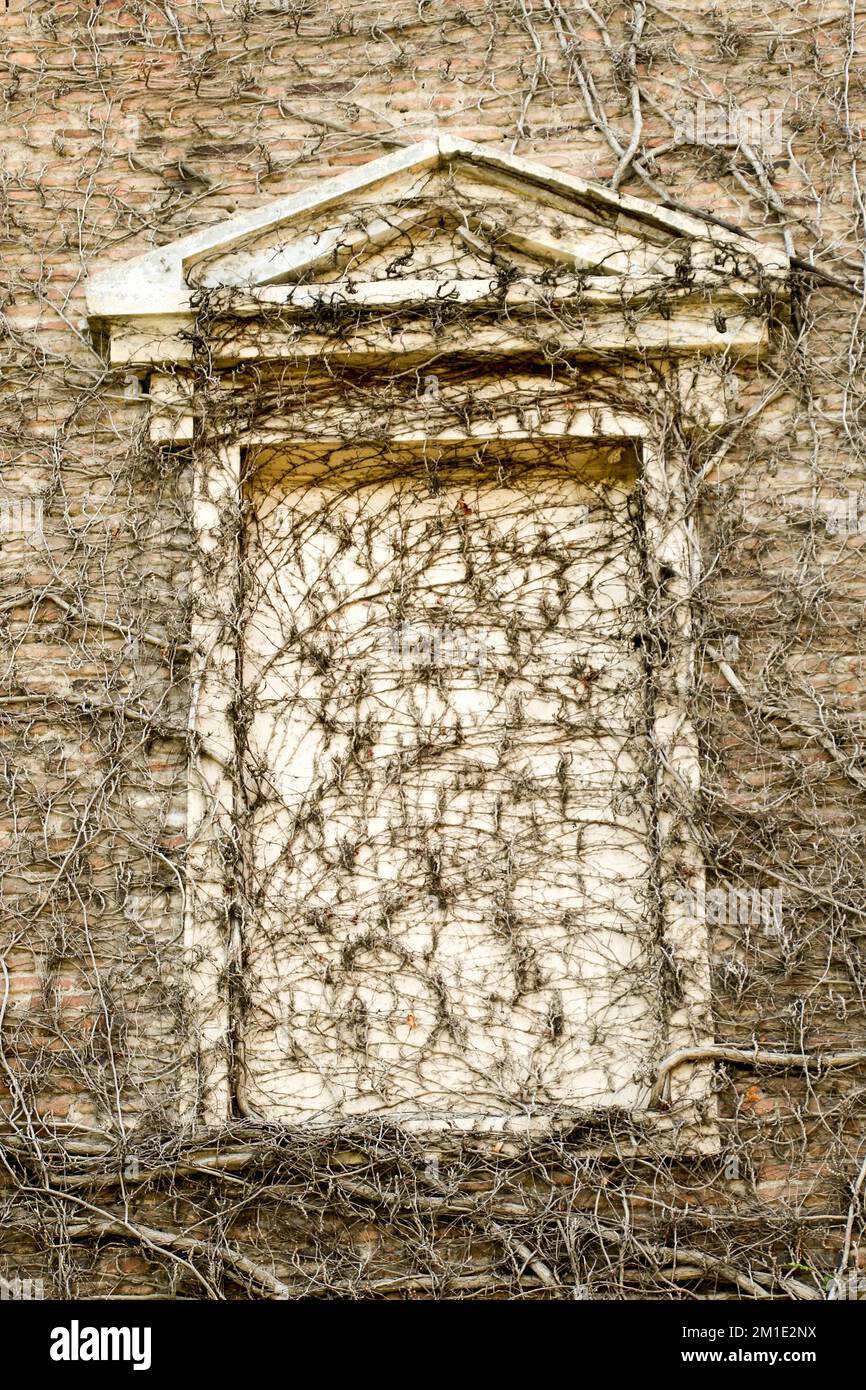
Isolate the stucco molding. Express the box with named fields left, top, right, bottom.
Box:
left=86, top=143, right=790, bottom=1149
left=85, top=137, right=788, bottom=370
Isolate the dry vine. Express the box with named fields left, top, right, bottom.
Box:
left=1, top=0, right=866, bottom=1301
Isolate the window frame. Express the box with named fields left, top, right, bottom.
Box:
left=181, top=401, right=715, bottom=1147
left=85, top=138, right=788, bottom=1148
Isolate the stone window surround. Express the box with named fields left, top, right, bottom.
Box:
left=84, top=137, right=790, bottom=1147
left=179, top=403, right=713, bottom=1146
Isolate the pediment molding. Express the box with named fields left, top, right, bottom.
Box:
left=86, top=137, right=788, bottom=370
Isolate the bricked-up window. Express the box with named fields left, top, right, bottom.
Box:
left=237, top=438, right=663, bottom=1123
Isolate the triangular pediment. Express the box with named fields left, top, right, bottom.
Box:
left=86, top=137, right=787, bottom=325
left=185, top=172, right=688, bottom=293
